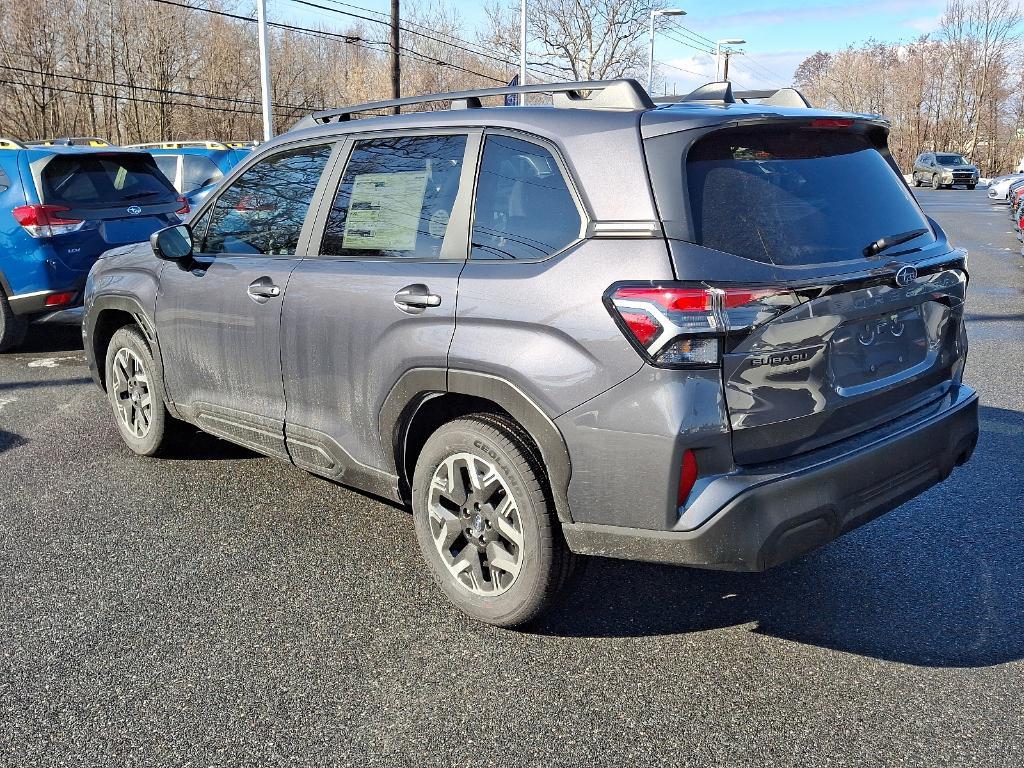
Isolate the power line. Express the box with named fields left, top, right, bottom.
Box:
left=0, top=61, right=310, bottom=112
left=0, top=77, right=291, bottom=118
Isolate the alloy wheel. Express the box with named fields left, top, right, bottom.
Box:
left=111, top=347, right=152, bottom=438
left=427, top=452, right=524, bottom=596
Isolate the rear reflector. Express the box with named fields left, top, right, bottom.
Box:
left=12, top=204, right=85, bottom=238
left=44, top=291, right=76, bottom=308
left=678, top=449, right=698, bottom=506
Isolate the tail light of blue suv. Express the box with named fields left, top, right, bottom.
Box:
left=605, top=283, right=803, bottom=367
left=12, top=204, right=85, bottom=237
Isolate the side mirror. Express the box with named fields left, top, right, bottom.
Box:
left=150, top=224, right=193, bottom=261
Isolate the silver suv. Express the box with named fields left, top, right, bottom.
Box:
left=83, top=80, right=979, bottom=627
left=912, top=151, right=979, bottom=189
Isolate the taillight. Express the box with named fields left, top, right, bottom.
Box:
left=175, top=195, right=190, bottom=215
left=12, top=204, right=85, bottom=237
left=809, top=117, right=854, bottom=129
left=606, top=283, right=799, bottom=367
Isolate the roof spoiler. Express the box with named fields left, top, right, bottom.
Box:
left=653, top=82, right=813, bottom=108
left=292, top=79, right=655, bottom=130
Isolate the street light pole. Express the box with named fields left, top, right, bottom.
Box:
left=256, top=0, right=274, bottom=140
left=519, top=0, right=527, bottom=86
left=648, top=8, right=686, bottom=94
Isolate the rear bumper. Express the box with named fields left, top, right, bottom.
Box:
left=562, top=386, right=979, bottom=571
left=7, top=287, right=84, bottom=316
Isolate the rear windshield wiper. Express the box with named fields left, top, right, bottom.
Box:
left=863, top=228, right=929, bottom=257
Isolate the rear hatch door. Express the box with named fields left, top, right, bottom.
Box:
left=31, top=150, right=181, bottom=270
left=643, top=115, right=969, bottom=464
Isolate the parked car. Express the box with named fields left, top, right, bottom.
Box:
left=912, top=151, right=979, bottom=189
left=128, top=141, right=251, bottom=200
left=986, top=173, right=1024, bottom=202
left=0, top=138, right=187, bottom=351
left=83, top=80, right=979, bottom=627
left=25, top=137, right=113, bottom=148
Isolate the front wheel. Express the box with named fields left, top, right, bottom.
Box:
left=0, top=290, right=28, bottom=353
left=931, top=174, right=942, bottom=190
left=411, top=413, right=578, bottom=627
left=968, top=184, right=976, bottom=190
left=104, top=325, right=180, bottom=456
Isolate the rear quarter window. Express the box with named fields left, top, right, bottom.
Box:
left=683, top=127, right=934, bottom=266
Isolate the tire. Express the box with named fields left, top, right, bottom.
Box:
left=411, top=413, right=578, bottom=627
left=0, top=289, right=29, bottom=353
left=913, top=176, right=921, bottom=187
left=930, top=174, right=941, bottom=190
left=968, top=184, right=976, bottom=190
left=104, top=325, right=179, bottom=456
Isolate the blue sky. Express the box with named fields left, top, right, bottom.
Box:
left=279, top=0, right=949, bottom=93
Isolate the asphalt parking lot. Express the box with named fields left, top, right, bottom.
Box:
left=1, top=187, right=1022, bottom=766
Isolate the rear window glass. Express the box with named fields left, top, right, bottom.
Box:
left=40, top=153, right=177, bottom=206
left=685, top=128, right=934, bottom=265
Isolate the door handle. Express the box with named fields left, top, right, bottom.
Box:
left=395, top=284, right=442, bottom=313
left=247, top=277, right=281, bottom=301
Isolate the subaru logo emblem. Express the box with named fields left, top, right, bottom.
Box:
left=894, top=265, right=918, bottom=287
left=126, top=205, right=143, bottom=216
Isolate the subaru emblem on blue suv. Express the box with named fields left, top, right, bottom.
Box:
left=126, top=205, right=143, bottom=215
left=895, top=265, right=919, bottom=286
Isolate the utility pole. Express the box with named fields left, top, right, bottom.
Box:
left=722, top=50, right=744, bottom=82
left=390, top=0, right=401, bottom=114
left=519, top=0, right=527, bottom=86
left=256, top=0, right=274, bottom=140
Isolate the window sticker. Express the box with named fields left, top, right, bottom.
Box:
left=342, top=170, right=428, bottom=251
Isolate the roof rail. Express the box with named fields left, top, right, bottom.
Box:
left=126, top=140, right=230, bottom=150
left=294, top=79, right=654, bottom=129
left=0, top=137, right=26, bottom=150
left=25, top=136, right=112, bottom=147
left=653, top=83, right=813, bottom=109
left=225, top=140, right=259, bottom=148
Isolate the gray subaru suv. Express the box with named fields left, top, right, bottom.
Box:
left=83, top=80, right=979, bottom=627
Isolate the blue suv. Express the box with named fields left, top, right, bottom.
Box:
left=128, top=141, right=252, bottom=209
left=0, top=138, right=186, bottom=351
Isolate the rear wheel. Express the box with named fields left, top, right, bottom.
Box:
left=104, top=325, right=180, bottom=456
left=0, top=290, right=28, bottom=353
left=912, top=175, right=922, bottom=187
left=411, top=413, right=577, bottom=627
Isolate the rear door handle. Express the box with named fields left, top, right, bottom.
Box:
left=395, top=284, right=442, bottom=313
left=248, top=277, right=281, bottom=301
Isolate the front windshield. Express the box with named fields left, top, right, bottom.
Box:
left=936, top=154, right=968, bottom=166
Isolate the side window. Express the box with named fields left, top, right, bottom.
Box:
left=182, top=155, right=223, bottom=193
left=0, top=166, right=9, bottom=193
left=470, top=134, right=581, bottom=261
left=320, top=134, right=467, bottom=259
left=200, top=144, right=332, bottom=256
left=154, top=154, right=180, bottom=189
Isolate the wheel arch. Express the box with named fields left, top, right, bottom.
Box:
left=381, top=369, right=574, bottom=523
left=86, top=296, right=161, bottom=392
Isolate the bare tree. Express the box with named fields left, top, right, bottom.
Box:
left=480, top=0, right=666, bottom=82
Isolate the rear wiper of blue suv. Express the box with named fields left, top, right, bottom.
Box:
left=863, top=228, right=929, bottom=257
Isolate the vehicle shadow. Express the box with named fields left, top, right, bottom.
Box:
left=159, top=425, right=261, bottom=461
left=18, top=323, right=84, bottom=354
left=535, top=404, right=1024, bottom=669
left=0, top=429, right=27, bottom=455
